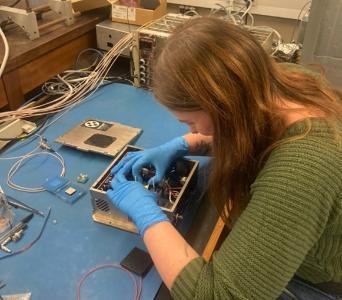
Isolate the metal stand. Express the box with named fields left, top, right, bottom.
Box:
left=0, top=0, right=74, bottom=40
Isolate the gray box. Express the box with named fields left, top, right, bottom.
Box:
left=96, top=20, right=139, bottom=56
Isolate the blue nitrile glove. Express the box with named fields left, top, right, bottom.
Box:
left=111, top=136, right=189, bottom=185
left=106, top=173, right=169, bottom=236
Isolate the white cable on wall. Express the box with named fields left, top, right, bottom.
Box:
left=210, top=0, right=254, bottom=26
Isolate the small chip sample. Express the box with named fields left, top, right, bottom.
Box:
left=65, top=187, right=76, bottom=195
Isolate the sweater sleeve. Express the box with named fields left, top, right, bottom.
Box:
left=171, top=128, right=341, bottom=300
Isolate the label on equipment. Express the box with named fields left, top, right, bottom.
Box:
left=112, top=5, right=136, bottom=21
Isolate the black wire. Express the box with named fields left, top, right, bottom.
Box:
left=9, top=0, right=22, bottom=7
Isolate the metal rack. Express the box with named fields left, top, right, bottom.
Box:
left=0, top=0, right=74, bottom=40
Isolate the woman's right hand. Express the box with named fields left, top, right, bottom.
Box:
left=111, top=136, right=189, bottom=185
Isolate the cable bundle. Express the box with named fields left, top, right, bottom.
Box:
left=0, top=32, right=134, bottom=123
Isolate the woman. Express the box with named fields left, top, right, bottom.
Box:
left=107, top=17, right=342, bottom=299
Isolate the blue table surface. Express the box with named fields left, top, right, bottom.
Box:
left=0, top=83, right=207, bottom=300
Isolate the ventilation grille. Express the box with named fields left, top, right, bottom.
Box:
left=95, top=198, right=111, bottom=212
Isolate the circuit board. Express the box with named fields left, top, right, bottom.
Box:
left=95, top=155, right=191, bottom=209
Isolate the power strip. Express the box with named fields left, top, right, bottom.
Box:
left=0, top=119, right=37, bottom=149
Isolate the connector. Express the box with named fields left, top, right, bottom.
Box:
left=21, top=121, right=37, bottom=134
left=40, top=138, right=54, bottom=152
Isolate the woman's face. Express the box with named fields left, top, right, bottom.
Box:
left=170, top=109, right=214, bottom=136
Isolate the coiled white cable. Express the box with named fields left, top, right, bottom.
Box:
left=6, top=136, right=66, bottom=193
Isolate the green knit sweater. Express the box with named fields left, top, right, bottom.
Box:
left=171, top=119, right=342, bottom=300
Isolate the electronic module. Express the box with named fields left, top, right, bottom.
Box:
left=90, top=145, right=199, bottom=233
left=132, top=14, right=277, bottom=89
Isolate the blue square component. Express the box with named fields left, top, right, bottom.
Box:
left=43, top=176, right=69, bottom=192
left=43, top=176, right=85, bottom=204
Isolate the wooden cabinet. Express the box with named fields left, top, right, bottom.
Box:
left=0, top=11, right=107, bottom=110
left=0, top=79, right=8, bottom=109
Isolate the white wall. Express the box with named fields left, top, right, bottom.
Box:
left=167, top=1, right=309, bottom=42
left=167, top=0, right=309, bottom=19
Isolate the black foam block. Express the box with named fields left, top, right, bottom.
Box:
left=120, top=247, right=153, bottom=277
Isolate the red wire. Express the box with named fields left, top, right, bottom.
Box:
left=76, top=263, right=142, bottom=300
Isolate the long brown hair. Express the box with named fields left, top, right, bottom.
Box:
left=152, top=17, right=342, bottom=225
